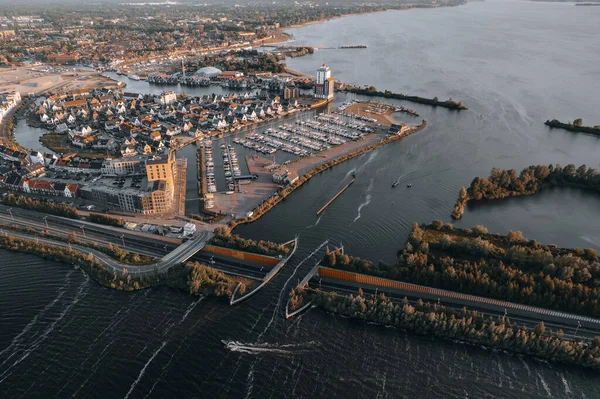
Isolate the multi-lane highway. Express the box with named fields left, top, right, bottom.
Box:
left=3, top=228, right=213, bottom=276
left=0, top=205, right=270, bottom=280
left=0, top=204, right=181, bottom=257
left=313, top=279, right=600, bottom=341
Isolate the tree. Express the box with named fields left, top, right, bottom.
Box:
left=472, top=225, right=488, bottom=235
left=534, top=321, right=546, bottom=336
left=67, top=232, right=77, bottom=243
left=507, top=231, right=524, bottom=242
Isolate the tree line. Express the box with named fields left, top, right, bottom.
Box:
left=452, top=164, right=600, bottom=219
left=324, top=222, right=600, bottom=318
left=0, top=232, right=244, bottom=297
left=291, top=287, right=600, bottom=370
left=1, top=194, right=79, bottom=219
left=212, top=227, right=290, bottom=257
left=88, top=213, right=126, bottom=227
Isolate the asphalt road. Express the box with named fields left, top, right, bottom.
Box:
left=315, top=281, right=600, bottom=341
left=2, top=229, right=213, bottom=277
left=0, top=204, right=180, bottom=256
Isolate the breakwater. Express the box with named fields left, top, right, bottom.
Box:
left=229, top=120, right=427, bottom=231
left=340, top=87, right=468, bottom=110
left=316, top=178, right=355, bottom=215
left=545, top=119, right=600, bottom=136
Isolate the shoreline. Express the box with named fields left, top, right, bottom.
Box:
left=285, top=4, right=458, bottom=30
left=545, top=119, right=600, bottom=136
left=451, top=164, right=600, bottom=220
left=229, top=120, right=427, bottom=231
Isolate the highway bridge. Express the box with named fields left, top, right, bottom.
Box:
left=0, top=204, right=182, bottom=257
left=2, top=229, right=213, bottom=277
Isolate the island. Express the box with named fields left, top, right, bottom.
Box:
left=545, top=118, right=600, bottom=136
left=451, top=164, right=600, bottom=219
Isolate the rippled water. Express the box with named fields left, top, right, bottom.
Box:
left=3, top=0, right=600, bottom=397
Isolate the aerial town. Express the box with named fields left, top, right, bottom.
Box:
left=5, top=0, right=600, bottom=397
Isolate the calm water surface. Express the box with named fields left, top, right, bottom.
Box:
left=3, top=1, right=600, bottom=397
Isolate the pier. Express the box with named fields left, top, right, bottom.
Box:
left=316, top=178, right=355, bottom=215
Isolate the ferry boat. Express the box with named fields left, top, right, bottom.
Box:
left=127, top=74, right=141, bottom=81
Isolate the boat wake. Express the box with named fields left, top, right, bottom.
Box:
left=306, top=216, right=322, bottom=230
left=222, top=340, right=319, bottom=356
left=124, top=341, right=167, bottom=399
left=581, top=235, right=600, bottom=247
left=123, top=297, right=203, bottom=398
left=344, top=168, right=356, bottom=180
left=256, top=240, right=329, bottom=341
left=352, top=178, right=374, bottom=223
left=357, top=150, right=378, bottom=172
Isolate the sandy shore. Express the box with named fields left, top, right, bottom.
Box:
left=345, top=102, right=398, bottom=127
left=287, top=9, right=392, bottom=30
left=0, top=66, right=120, bottom=96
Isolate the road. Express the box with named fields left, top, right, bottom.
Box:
left=311, top=277, right=600, bottom=340
left=2, top=229, right=212, bottom=277
left=0, top=204, right=180, bottom=256
left=0, top=204, right=269, bottom=280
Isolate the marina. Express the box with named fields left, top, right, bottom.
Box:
left=230, top=112, right=372, bottom=160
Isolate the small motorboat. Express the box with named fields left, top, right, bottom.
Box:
left=392, top=180, right=399, bottom=188
left=407, top=183, right=412, bottom=187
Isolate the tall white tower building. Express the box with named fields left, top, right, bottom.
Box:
left=314, top=64, right=334, bottom=100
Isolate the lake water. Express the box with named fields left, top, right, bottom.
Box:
left=3, top=0, right=600, bottom=397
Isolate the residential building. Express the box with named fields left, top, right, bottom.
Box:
left=314, top=64, right=334, bottom=100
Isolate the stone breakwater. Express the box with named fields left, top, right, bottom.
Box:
left=340, top=87, right=468, bottom=110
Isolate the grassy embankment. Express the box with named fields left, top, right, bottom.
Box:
left=0, top=222, right=155, bottom=266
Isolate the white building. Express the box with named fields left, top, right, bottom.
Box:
left=157, top=91, right=177, bottom=105
left=0, top=91, right=21, bottom=120
left=314, top=64, right=334, bottom=100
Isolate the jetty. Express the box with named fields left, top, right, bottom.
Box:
left=545, top=119, right=600, bottom=137
left=340, top=86, right=468, bottom=110
left=316, top=178, right=355, bottom=215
